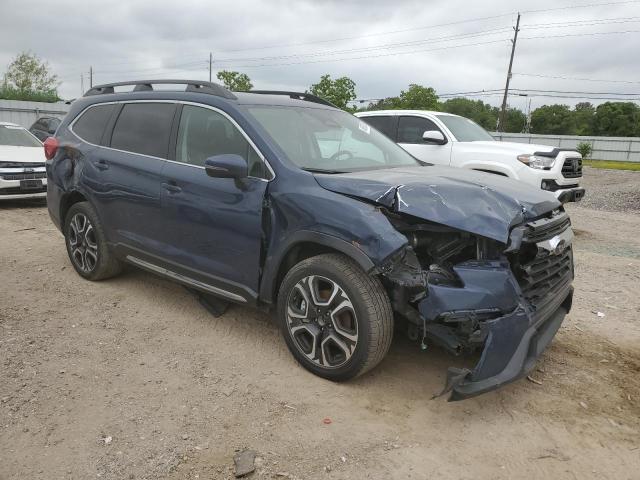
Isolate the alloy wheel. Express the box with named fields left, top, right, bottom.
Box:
left=286, top=275, right=358, bottom=369
left=68, top=213, right=98, bottom=273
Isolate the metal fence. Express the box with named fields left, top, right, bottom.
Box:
left=491, top=132, right=640, bottom=162
left=0, top=99, right=69, bottom=128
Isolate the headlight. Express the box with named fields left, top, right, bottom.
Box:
left=517, top=154, right=555, bottom=169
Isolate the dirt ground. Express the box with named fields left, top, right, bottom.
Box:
left=1, top=167, right=639, bottom=480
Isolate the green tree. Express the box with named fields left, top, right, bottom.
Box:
left=440, top=98, right=497, bottom=130
left=503, top=108, right=527, bottom=133
left=573, top=102, right=595, bottom=136
left=593, top=102, right=640, bottom=137
left=309, top=74, right=356, bottom=111
left=2, top=52, right=59, bottom=101
left=397, top=84, right=439, bottom=110
left=530, top=104, right=576, bottom=135
left=576, top=141, right=593, bottom=159
left=216, top=70, right=253, bottom=92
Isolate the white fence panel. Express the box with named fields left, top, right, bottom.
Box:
left=0, top=100, right=70, bottom=128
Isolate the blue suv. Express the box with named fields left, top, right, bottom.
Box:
left=45, top=80, right=575, bottom=400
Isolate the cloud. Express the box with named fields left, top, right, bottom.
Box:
left=1, top=0, right=638, bottom=109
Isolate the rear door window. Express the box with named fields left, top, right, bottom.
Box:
left=111, top=103, right=176, bottom=158
left=73, top=104, right=117, bottom=145
left=397, top=116, right=441, bottom=144
left=360, top=115, right=396, bottom=140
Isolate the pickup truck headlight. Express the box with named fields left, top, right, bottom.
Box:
left=517, top=154, right=555, bottom=169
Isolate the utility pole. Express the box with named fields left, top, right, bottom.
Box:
left=209, top=53, right=213, bottom=82
left=498, top=12, right=520, bottom=132
left=89, top=66, right=93, bottom=88
left=80, top=73, right=84, bottom=95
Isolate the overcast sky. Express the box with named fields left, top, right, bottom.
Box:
left=1, top=0, right=639, bottom=110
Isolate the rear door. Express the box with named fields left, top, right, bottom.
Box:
left=158, top=104, right=270, bottom=301
left=397, top=115, right=452, bottom=165
left=359, top=115, right=397, bottom=140
left=93, top=102, right=177, bottom=256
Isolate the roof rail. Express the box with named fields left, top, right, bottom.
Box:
left=249, top=90, right=337, bottom=108
left=83, top=80, right=237, bottom=100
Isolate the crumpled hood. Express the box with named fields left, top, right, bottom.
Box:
left=314, top=166, right=560, bottom=244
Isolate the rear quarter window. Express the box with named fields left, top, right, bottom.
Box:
left=72, top=104, right=117, bottom=145
left=360, top=115, right=396, bottom=140
left=110, top=103, right=176, bottom=158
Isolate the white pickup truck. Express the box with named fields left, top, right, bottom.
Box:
left=356, top=110, right=585, bottom=203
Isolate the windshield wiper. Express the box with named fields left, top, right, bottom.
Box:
left=301, top=167, right=348, bottom=174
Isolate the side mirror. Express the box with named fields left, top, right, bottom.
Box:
left=204, top=154, right=248, bottom=179
left=48, top=126, right=57, bottom=134
left=422, top=130, right=447, bottom=145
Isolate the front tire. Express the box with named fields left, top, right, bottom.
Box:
left=277, top=253, right=394, bottom=381
left=64, top=201, right=122, bottom=281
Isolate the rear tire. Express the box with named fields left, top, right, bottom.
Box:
left=277, top=253, right=393, bottom=381
left=64, top=201, right=122, bottom=281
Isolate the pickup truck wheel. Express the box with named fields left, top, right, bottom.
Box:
left=277, top=253, right=393, bottom=381
left=64, top=202, right=122, bottom=281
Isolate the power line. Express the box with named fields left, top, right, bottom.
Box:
left=213, top=27, right=513, bottom=64
left=513, top=72, right=640, bottom=84
left=521, top=0, right=640, bottom=14
left=520, top=29, right=640, bottom=40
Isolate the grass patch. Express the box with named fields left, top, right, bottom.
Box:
left=584, top=160, right=640, bottom=171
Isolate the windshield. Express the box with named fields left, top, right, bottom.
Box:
left=247, top=106, right=420, bottom=172
left=0, top=125, right=42, bottom=147
left=435, top=115, right=495, bottom=142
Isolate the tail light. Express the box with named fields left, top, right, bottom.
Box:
left=44, top=137, right=59, bottom=160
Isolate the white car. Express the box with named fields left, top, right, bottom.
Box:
left=356, top=110, right=585, bottom=203
left=0, top=121, right=47, bottom=200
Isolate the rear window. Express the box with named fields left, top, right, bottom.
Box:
left=110, top=103, right=175, bottom=158
left=0, top=125, right=42, bottom=147
left=73, top=104, right=116, bottom=145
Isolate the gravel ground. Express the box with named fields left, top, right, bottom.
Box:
left=1, top=167, right=639, bottom=480
left=578, top=166, right=640, bottom=212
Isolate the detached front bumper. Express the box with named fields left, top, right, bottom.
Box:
left=417, top=258, right=573, bottom=401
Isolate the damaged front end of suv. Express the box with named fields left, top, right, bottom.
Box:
left=316, top=167, right=575, bottom=400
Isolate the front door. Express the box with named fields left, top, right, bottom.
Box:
left=396, top=115, right=452, bottom=166
left=159, top=104, right=271, bottom=301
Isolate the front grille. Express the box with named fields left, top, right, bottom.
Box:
left=517, top=247, right=573, bottom=309
left=512, top=210, right=574, bottom=310
left=562, top=157, right=582, bottom=178
left=0, top=162, right=45, bottom=168
left=1, top=172, right=46, bottom=180
left=522, top=211, right=571, bottom=243
left=0, top=186, right=47, bottom=195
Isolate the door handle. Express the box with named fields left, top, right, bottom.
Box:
left=162, top=181, right=182, bottom=194
left=94, top=159, right=109, bottom=171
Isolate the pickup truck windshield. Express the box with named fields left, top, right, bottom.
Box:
left=0, top=125, right=42, bottom=147
left=247, top=106, right=420, bottom=172
left=435, top=115, right=495, bottom=142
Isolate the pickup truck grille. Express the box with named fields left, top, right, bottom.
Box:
left=562, top=157, right=582, bottom=178
left=1, top=172, right=47, bottom=180
left=0, top=162, right=45, bottom=168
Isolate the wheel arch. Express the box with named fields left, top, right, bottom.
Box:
left=259, top=231, right=376, bottom=305
left=59, top=190, right=89, bottom=225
